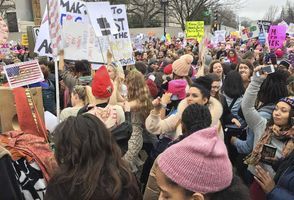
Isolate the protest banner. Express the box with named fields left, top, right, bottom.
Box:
left=186, top=21, right=205, bottom=41
left=3, top=60, right=44, bottom=88
left=0, top=17, right=8, bottom=44
left=268, top=25, right=287, bottom=49
left=86, top=2, right=117, bottom=37
left=257, top=20, right=271, bottom=33
left=214, top=30, right=226, bottom=43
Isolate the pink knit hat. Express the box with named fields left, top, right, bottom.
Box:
left=158, top=127, right=233, bottom=194
left=168, top=79, right=187, bottom=100
left=172, top=54, right=193, bottom=77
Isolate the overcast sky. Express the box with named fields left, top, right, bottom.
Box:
left=237, top=0, right=288, bottom=20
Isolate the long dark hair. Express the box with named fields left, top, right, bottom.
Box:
left=222, top=71, right=245, bottom=99
left=47, top=114, right=141, bottom=200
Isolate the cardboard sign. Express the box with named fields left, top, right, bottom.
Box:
left=186, top=21, right=204, bottom=41
left=86, top=2, right=117, bottom=37
left=268, top=25, right=287, bottom=49
left=4, top=60, right=44, bottom=88
left=288, top=23, right=294, bottom=34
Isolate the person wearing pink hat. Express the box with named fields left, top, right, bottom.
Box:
left=156, top=127, right=250, bottom=200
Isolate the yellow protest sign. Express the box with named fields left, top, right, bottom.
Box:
left=21, top=34, right=28, bottom=46
left=166, top=33, right=171, bottom=42
left=186, top=21, right=205, bottom=41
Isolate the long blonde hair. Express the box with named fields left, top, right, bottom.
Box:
left=125, top=70, right=153, bottom=118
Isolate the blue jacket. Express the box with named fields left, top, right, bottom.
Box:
left=267, top=166, right=294, bottom=200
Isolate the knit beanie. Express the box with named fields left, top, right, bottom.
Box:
left=91, top=65, right=113, bottom=99
left=172, top=54, right=193, bottom=77
left=146, top=78, right=158, bottom=98
left=163, top=64, right=173, bottom=75
left=168, top=79, right=187, bottom=100
left=192, top=76, right=213, bottom=98
left=158, top=127, right=233, bottom=194
left=275, top=49, right=284, bottom=59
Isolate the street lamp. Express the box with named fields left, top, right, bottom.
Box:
left=161, top=0, right=168, bottom=37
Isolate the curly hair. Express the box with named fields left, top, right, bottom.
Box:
left=125, top=70, right=153, bottom=118
left=46, top=114, right=141, bottom=200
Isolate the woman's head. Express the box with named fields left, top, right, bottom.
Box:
left=209, top=60, right=223, bottom=79
left=228, top=49, right=237, bottom=58
left=207, top=73, right=221, bottom=98
left=188, top=76, right=213, bottom=105
left=236, top=59, right=254, bottom=82
left=156, top=127, right=233, bottom=200
left=71, top=85, right=87, bottom=106
left=222, top=71, right=245, bottom=99
left=107, top=62, right=124, bottom=80
left=181, top=104, right=212, bottom=136
left=272, top=97, right=293, bottom=128
left=257, top=69, right=289, bottom=106
left=125, top=70, right=153, bottom=116
left=52, top=114, right=140, bottom=199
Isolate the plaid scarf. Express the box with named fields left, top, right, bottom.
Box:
left=244, top=126, right=294, bottom=166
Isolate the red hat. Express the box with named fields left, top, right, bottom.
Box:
left=275, top=49, right=284, bottom=58
left=92, top=66, right=113, bottom=99
left=164, top=64, right=173, bottom=75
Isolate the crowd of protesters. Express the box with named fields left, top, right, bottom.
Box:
left=0, top=32, right=293, bottom=200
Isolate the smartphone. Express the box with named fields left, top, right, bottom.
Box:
left=260, top=144, right=277, bottom=165
left=256, top=65, right=275, bottom=76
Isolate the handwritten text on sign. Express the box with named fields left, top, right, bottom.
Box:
left=268, top=25, right=287, bottom=49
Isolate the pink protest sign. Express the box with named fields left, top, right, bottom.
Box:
left=268, top=25, right=287, bottom=49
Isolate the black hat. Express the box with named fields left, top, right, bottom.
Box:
left=192, top=75, right=213, bottom=99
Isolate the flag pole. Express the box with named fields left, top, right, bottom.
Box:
left=54, top=58, right=60, bottom=121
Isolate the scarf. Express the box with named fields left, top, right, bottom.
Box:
left=244, top=126, right=294, bottom=166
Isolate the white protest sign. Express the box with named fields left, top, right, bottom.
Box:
left=63, top=21, right=108, bottom=63
left=214, top=30, right=226, bottom=43
left=288, top=23, right=294, bottom=34
left=34, top=10, right=52, bottom=57
left=109, top=5, right=134, bottom=65
left=86, top=2, right=118, bottom=37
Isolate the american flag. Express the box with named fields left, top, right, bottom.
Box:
left=47, top=0, right=62, bottom=57
left=4, top=60, right=44, bottom=88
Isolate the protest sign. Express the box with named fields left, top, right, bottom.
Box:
left=4, top=60, right=44, bottom=88
left=268, top=25, right=287, bottom=49
left=0, top=17, right=8, bottom=44
left=34, top=9, right=53, bottom=57
left=288, top=23, right=294, bottom=34
left=108, top=4, right=134, bottom=65
left=86, top=2, right=117, bottom=37
left=257, top=20, right=271, bottom=33
left=241, top=22, right=260, bottom=41
left=35, top=0, right=89, bottom=57
left=214, top=30, right=226, bottom=43
left=186, top=21, right=204, bottom=41
left=21, top=34, right=29, bottom=46
left=0, top=44, right=10, bottom=56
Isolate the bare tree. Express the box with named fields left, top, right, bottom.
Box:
left=126, top=0, right=162, bottom=27
left=263, top=5, right=279, bottom=22
left=0, top=0, right=15, bottom=18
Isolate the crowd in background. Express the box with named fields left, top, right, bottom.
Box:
left=0, top=32, right=293, bottom=200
